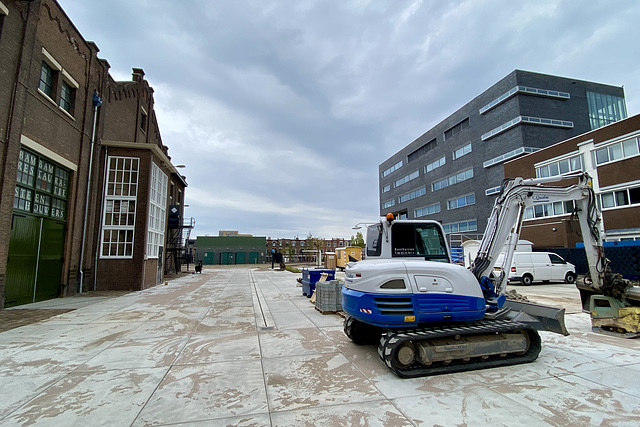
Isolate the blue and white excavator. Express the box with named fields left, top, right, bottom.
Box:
left=342, top=172, right=640, bottom=377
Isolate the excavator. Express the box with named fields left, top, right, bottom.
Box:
left=342, top=172, right=640, bottom=378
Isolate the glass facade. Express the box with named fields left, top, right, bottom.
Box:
left=587, top=91, right=627, bottom=130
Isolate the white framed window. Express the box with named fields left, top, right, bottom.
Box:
left=524, top=200, right=575, bottom=220
left=443, top=219, right=477, bottom=234
left=599, top=185, right=640, bottom=210
left=415, top=203, right=440, bottom=217
left=147, top=162, right=168, bottom=258
left=101, top=157, right=139, bottom=258
left=382, top=199, right=395, bottom=209
left=432, top=168, right=473, bottom=191
left=382, top=160, right=403, bottom=177
left=394, top=170, right=419, bottom=188
left=447, top=193, right=475, bottom=210
left=425, top=156, right=446, bottom=173
left=453, top=143, right=472, bottom=160
left=536, top=154, right=583, bottom=178
left=593, top=136, right=640, bottom=166
left=399, top=187, right=426, bottom=203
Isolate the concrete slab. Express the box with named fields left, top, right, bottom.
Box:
left=1, top=267, right=639, bottom=426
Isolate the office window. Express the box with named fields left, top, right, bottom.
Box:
left=399, top=187, right=426, bottom=203
left=593, top=137, right=640, bottom=166
left=394, top=170, right=419, bottom=188
left=480, top=85, right=570, bottom=115
left=432, top=168, right=473, bottom=191
left=425, top=156, right=446, bottom=173
left=382, top=161, right=403, bottom=177
left=485, top=186, right=501, bottom=196
left=453, top=143, right=472, bottom=160
left=102, top=157, right=139, bottom=258
left=536, top=154, right=583, bottom=178
left=600, top=185, right=640, bottom=210
left=39, top=61, right=56, bottom=99
left=524, top=200, right=575, bottom=219
left=481, top=116, right=573, bottom=141
left=444, top=118, right=469, bottom=140
left=147, top=163, right=168, bottom=258
left=587, top=91, right=627, bottom=130
left=447, top=193, right=475, bottom=210
left=382, top=184, right=390, bottom=193
left=408, top=138, right=437, bottom=162
left=483, top=147, right=539, bottom=168
left=415, top=203, right=441, bottom=217
left=382, top=199, right=395, bottom=209
left=443, top=219, right=477, bottom=234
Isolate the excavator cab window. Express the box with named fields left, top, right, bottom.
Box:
left=391, top=223, right=449, bottom=262
left=366, top=224, right=382, bottom=257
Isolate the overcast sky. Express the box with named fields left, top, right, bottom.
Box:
left=59, top=0, right=640, bottom=239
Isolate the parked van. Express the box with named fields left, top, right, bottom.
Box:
left=494, top=252, right=576, bottom=285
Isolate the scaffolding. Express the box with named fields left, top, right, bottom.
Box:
left=165, top=216, right=195, bottom=274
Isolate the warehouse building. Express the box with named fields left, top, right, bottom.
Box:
left=0, top=0, right=187, bottom=307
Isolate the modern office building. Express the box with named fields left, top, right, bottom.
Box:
left=379, top=70, right=627, bottom=244
left=504, top=114, right=640, bottom=247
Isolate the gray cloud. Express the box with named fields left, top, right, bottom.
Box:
left=60, top=0, right=640, bottom=238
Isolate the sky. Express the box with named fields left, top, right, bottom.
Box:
left=58, top=0, right=640, bottom=240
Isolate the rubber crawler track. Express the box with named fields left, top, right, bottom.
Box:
left=377, top=320, right=542, bottom=378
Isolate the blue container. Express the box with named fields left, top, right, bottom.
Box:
left=301, top=268, right=335, bottom=297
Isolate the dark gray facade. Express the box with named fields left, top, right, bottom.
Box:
left=379, top=70, right=626, bottom=240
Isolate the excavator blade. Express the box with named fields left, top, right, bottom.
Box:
left=503, top=300, right=569, bottom=336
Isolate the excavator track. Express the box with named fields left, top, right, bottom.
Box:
left=377, top=320, right=541, bottom=378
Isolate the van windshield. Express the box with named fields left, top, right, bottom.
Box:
left=391, top=223, right=449, bottom=262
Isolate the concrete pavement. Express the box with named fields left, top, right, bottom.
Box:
left=1, top=267, right=639, bottom=426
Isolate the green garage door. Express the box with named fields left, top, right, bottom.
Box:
left=235, top=252, right=245, bottom=264
left=5, top=215, right=64, bottom=306
left=249, top=252, right=259, bottom=264
left=5, top=148, right=70, bottom=307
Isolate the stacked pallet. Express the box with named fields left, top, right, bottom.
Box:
left=315, top=280, right=343, bottom=313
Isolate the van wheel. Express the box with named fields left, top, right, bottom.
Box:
left=521, top=274, right=533, bottom=286
left=565, top=272, right=576, bottom=284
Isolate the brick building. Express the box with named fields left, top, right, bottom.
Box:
left=0, top=0, right=187, bottom=307
left=504, top=114, right=640, bottom=248
left=266, top=237, right=350, bottom=262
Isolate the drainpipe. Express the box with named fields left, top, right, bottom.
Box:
left=78, top=92, right=102, bottom=293
left=94, top=146, right=109, bottom=290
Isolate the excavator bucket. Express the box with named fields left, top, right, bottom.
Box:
left=503, top=300, right=569, bottom=336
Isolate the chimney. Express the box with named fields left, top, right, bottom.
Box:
left=132, top=68, right=145, bottom=82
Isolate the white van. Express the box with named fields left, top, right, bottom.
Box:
left=494, top=252, right=576, bottom=286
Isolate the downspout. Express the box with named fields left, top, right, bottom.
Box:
left=78, top=92, right=102, bottom=293
left=94, top=145, right=108, bottom=290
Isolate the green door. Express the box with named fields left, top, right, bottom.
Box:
left=203, top=252, right=214, bottom=264
left=249, top=252, right=259, bottom=264
left=36, top=219, right=65, bottom=301
left=220, top=252, right=233, bottom=265
left=5, top=215, right=64, bottom=307
left=5, top=215, right=39, bottom=306
left=235, top=252, right=245, bottom=264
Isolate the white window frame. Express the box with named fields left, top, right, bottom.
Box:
left=101, top=156, right=139, bottom=259
left=146, top=162, right=168, bottom=259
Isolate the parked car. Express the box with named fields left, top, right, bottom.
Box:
left=494, top=252, right=576, bottom=285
